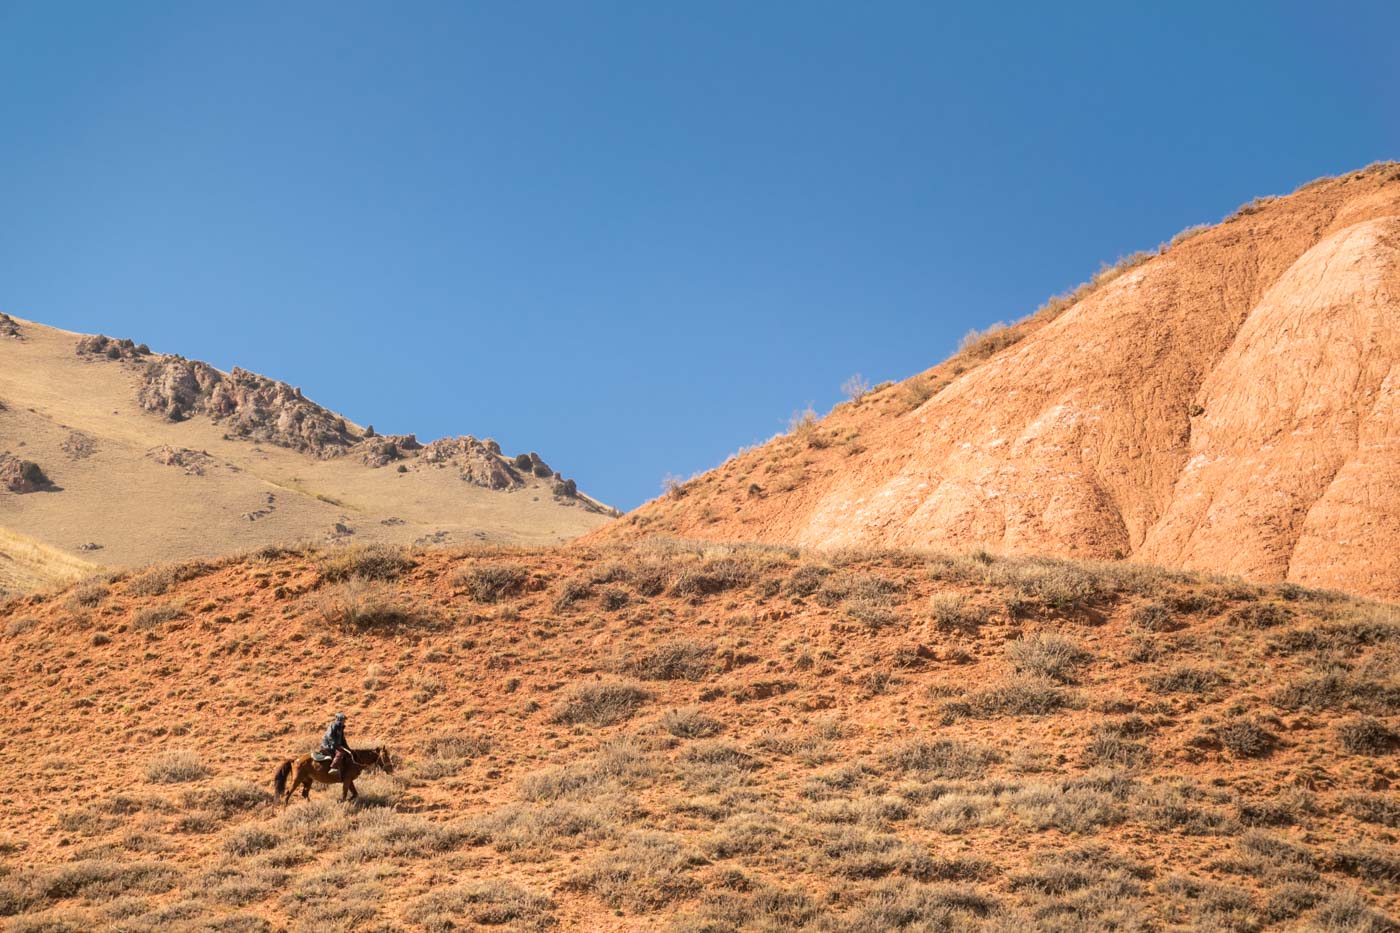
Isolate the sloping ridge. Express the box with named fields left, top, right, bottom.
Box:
left=600, top=164, right=1400, bottom=600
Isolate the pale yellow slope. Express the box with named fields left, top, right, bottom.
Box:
left=0, top=316, right=611, bottom=589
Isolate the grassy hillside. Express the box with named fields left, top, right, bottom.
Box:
left=1, top=541, right=1396, bottom=930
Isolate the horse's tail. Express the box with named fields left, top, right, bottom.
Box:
left=273, top=759, right=292, bottom=796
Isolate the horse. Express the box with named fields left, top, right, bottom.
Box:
left=273, top=746, right=395, bottom=805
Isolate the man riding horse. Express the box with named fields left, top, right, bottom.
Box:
left=274, top=715, right=394, bottom=806
left=321, top=712, right=350, bottom=777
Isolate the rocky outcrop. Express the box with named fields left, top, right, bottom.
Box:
left=358, top=434, right=422, bottom=467
left=513, top=451, right=554, bottom=478
left=138, top=358, right=357, bottom=458
left=61, top=433, right=96, bottom=460
left=76, top=334, right=151, bottom=361
left=148, top=446, right=215, bottom=476
left=115, top=347, right=591, bottom=497
left=0, top=314, right=21, bottom=339
left=421, top=436, right=522, bottom=490
left=0, top=453, right=53, bottom=493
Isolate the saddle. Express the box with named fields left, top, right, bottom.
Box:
left=312, top=751, right=332, bottom=763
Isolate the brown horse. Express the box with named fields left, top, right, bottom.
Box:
left=273, top=746, right=395, bottom=805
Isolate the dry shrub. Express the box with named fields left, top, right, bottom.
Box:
left=1312, top=889, right=1396, bottom=932
left=1008, top=779, right=1125, bottom=833
left=786, top=563, right=831, bottom=596
left=619, top=640, right=715, bottom=681
left=131, top=602, right=183, bottom=631
left=1229, top=602, right=1294, bottom=629
left=338, top=808, right=464, bottom=861
left=1085, top=717, right=1152, bottom=769
left=1146, top=666, right=1227, bottom=695
left=1274, top=670, right=1400, bottom=713
left=1130, top=601, right=1179, bottom=633
left=183, top=780, right=270, bottom=817
left=222, top=826, right=281, bottom=857
left=314, top=580, right=429, bottom=631
left=22, top=859, right=180, bottom=903
left=566, top=832, right=703, bottom=912
left=416, top=734, right=492, bottom=780
left=958, top=320, right=1017, bottom=360
left=930, top=593, right=988, bottom=633
left=1339, top=793, right=1400, bottom=828
left=945, top=675, right=1073, bottom=719
left=881, top=739, right=998, bottom=779
left=986, top=557, right=1106, bottom=612
left=1336, top=717, right=1398, bottom=755
left=1005, top=632, right=1089, bottom=683
left=670, top=557, right=756, bottom=598
left=126, top=561, right=213, bottom=598
left=317, top=545, right=415, bottom=582
left=553, top=577, right=593, bottom=610
left=277, top=865, right=382, bottom=927
left=675, top=883, right=819, bottom=930
left=408, top=880, right=554, bottom=931
left=65, top=578, right=110, bottom=611
left=1215, top=719, right=1276, bottom=758
left=4, top=616, right=37, bottom=638
left=682, top=740, right=759, bottom=772
left=552, top=682, right=650, bottom=726
left=454, top=563, right=528, bottom=603
left=145, top=750, right=208, bottom=784
left=660, top=707, right=722, bottom=739
left=840, top=878, right=1000, bottom=928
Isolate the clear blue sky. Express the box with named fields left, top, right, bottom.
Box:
left=2, top=2, right=1395, bottom=509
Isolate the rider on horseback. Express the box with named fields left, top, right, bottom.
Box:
left=320, top=713, right=350, bottom=777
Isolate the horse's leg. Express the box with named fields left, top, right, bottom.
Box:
left=282, top=762, right=300, bottom=807
left=346, top=778, right=357, bottom=802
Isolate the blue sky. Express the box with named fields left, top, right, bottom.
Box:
left=1, top=2, right=1395, bottom=509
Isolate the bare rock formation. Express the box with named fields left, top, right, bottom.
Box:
left=358, top=434, right=422, bottom=467
left=148, top=445, right=216, bottom=476
left=138, top=358, right=357, bottom=458
left=0, top=313, right=21, bottom=339
left=76, top=334, right=152, bottom=361
left=422, top=436, right=522, bottom=490
left=0, top=453, right=53, bottom=493
left=599, top=164, right=1400, bottom=600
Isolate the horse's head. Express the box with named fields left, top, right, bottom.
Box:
left=376, top=746, right=395, bottom=774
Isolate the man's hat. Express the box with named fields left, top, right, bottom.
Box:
left=334, top=712, right=346, bottom=721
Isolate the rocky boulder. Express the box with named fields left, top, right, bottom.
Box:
left=0, top=453, right=53, bottom=493
left=357, top=434, right=422, bottom=467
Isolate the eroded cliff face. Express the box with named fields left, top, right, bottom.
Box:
left=601, top=165, right=1400, bottom=599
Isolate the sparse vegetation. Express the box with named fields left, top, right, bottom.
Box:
left=841, top=373, right=872, bottom=402
left=5, top=539, right=1400, bottom=927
